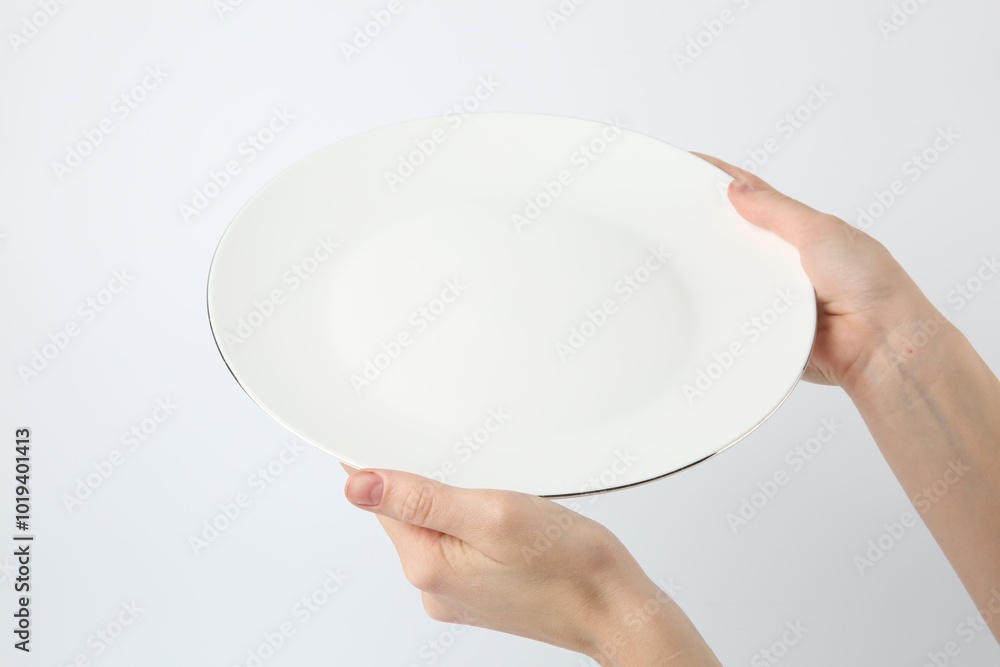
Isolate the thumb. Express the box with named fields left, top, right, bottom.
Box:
left=344, top=469, right=479, bottom=541
left=690, top=152, right=838, bottom=251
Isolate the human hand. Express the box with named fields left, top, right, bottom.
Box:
left=692, top=153, right=941, bottom=392
left=341, top=463, right=721, bottom=665
left=691, top=156, right=1000, bottom=643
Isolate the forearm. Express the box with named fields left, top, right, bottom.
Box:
left=844, top=294, right=1000, bottom=639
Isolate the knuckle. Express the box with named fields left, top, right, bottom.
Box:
left=490, top=495, right=521, bottom=527
left=399, top=483, right=436, bottom=526
left=595, top=529, right=621, bottom=561
left=480, top=494, right=526, bottom=542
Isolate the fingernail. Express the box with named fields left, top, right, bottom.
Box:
left=347, top=471, right=383, bottom=506
left=730, top=176, right=754, bottom=192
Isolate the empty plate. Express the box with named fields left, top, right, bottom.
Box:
left=207, top=112, right=816, bottom=497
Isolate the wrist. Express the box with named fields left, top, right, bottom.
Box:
left=583, top=583, right=720, bottom=666
left=840, top=290, right=956, bottom=403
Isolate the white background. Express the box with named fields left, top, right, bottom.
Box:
left=2, top=0, right=999, bottom=665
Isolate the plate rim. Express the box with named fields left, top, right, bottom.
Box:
left=205, top=111, right=819, bottom=498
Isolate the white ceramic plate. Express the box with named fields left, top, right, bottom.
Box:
left=207, top=113, right=816, bottom=498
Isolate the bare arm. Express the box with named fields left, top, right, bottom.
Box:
left=339, top=152, right=999, bottom=665
left=698, top=152, right=1000, bottom=641
left=845, top=297, right=1000, bottom=636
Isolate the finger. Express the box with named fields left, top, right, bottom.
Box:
left=689, top=151, right=775, bottom=191
left=343, top=468, right=494, bottom=546
left=342, top=469, right=490, bottom=575
left=690, top=151, right=842, bottom=251
left=340, top=464, right=435, bottom=560
left=373, top=512, right=451, bottom=573
left=365, top=510, right=469, bottom=599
